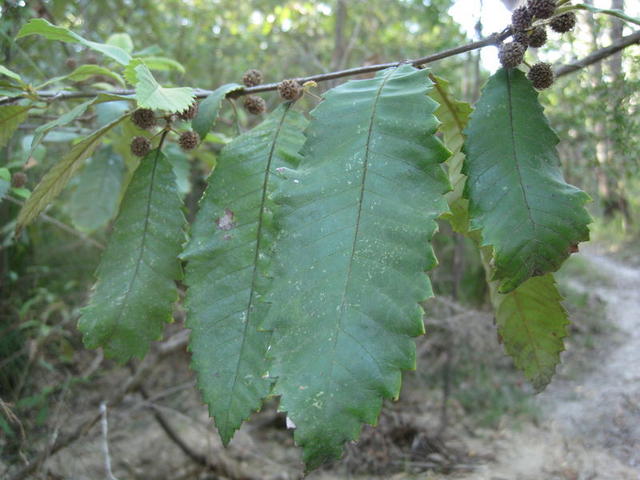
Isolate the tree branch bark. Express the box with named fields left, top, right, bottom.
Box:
left=555, top=29, right=640, bottom=78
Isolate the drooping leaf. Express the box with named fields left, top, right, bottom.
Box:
left=16, top=114, right=128, bottom=233
left=0, top=105, right=30, bottom=148
left=182, top=103, right=307, bottom=444
left=0, top=168, right=10, bottom=200
left=67, top=147, right=125, bottom=232
left=429, top=74, right=472, bottom=232
left=27, top=99, right=95, bottom=161
left=0, top=65, right=23, bottom=84
left=263, top=65, right=451, bottom=468
left=137, top=56, right=186, bottom=74
left=37, top=65, right=125, bottom=88
left=78, top=149, right=185, bottom=361
left=16, top=18, right=132, bottom=65
left=489, top=271, right=568, bottom=392
left=463, top=68, right=591, bottom=293
left=191, top=83, right=242, bottom=140
left=134, top=64, right=194, bottom=112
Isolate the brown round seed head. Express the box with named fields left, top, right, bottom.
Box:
left=131, top=136, right=152, bottom=157
left=498, top=41, right=526, bottom=69
left=528, top=0, right=556, bottom=19
left=278, top=79, right=303, bottom=101
left=242, top=69, right=263, bottom=87
left=65, top=57, right=77, bottom=70
left=511, top=6, right=533, bottom=31
left=179, top=130, right=200, bottom=151
left=177, top=102, right=199, bottom=121
left=527, top=62, right=554, bottom=90
left=132, top=108, right=157, bottom=130
left=528, top=26, right=547, bottom=48
left=11, top=171, right=27, bottom=188
left=243, top=95, right=266, bottom=115
left=550, top=12, right=577, bottom=33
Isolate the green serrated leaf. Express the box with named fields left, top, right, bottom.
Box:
left=0, top=105, right=30, bottom=148
left=27, top=99, right=95, bottom=161
left=263, top=65, right=451, bottom=468
left=78, top=148, right=185, bottom=361
left=16, top=114, right=128, bottom=233
left=182, top=103, right=307, bottom=444
left=16, top=18, right=132, bottom=65
left=489, top=271, right=568, bottom=392
left=134, top=64, right=194, bottom=112
left=429, top=74, right=472, bottom=233
left=463, top=68, right=591, bottom=293
left=67, top=147, right=125, bottom=232
left=191, top=83, right=242, bottom=140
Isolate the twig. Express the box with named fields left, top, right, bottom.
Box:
left=4, top=196, right=105, bottom=250
left=100, top=402, right=119, bottom=480
left=0, top=30, right=511, bottom=107
left=555, top=29, right=640, bottom=77
left=137, top=385, right=208, bottom=467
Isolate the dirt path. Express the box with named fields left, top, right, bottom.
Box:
left=455, top=252, right=640, bottom=480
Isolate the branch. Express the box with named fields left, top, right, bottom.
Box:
left=0, top=30, right=510, bottom=107
left=555, top=29, right=640, bottom=77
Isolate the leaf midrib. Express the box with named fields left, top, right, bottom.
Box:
left=219, top=104, right=291, bottom=435
left=506, top=70, right=536, bottom=235
left=326, top=67, right=395, bottom=389
left=106, top=149, right=161, bottom=346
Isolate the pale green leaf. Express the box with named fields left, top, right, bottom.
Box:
left=38, top=65, right=125, bottom=88
left=489, top=271, right=568, bottom=392
left=134, top=64, right=194, bottom=112
left=16, top=18, right=132, bottom=65
left=0, top=65, right=23, bottom=83
left=68, top=147, right=125, bottom=232
left=263, top=65, right=451, bottom=468
left=463, top=68, right=591, bottom=293
left=78, top=149, right=185, bottom=361
left=429, top=74, right=472, bottom=233
left=27, top=99, right=95, bottom=161
left=182, top=104, right=307, bottom=443
left=0, top=105, right=30, bottom=148
left=191, top=83, right=242, bottom=140
left=16, top=114, right=128, bottom=233
left=107, top=33, right=134, bottom=53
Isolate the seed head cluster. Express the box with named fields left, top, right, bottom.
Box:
left=278, top=79, right=303, bottom=101
left=528, top=26, right=548, bottom=48
left=132, top=108, right=156, bottom=130
left=511, top=6, right=533, bottom=32
left=11, top=171, right=27, bottom=188
left=179, top=130, right=200, bottom=151
left=131, top=136, right=152, bottom=157
left=242, top=69, right=263, bottom=87
left=528, top=62, right=554, bottom=90
left=243, top=95, right=266, bottom=115
left=550, top=12, right=577, bottom=33
left=528, top=0, right=556, bottom=19
left=499, top=41, right=526, bottom=69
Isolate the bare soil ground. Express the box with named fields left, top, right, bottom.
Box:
left=7, top=250, right=640, bottom=480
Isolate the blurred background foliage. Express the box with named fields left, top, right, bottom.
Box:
left=0, top=0, right=638, bottom=473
